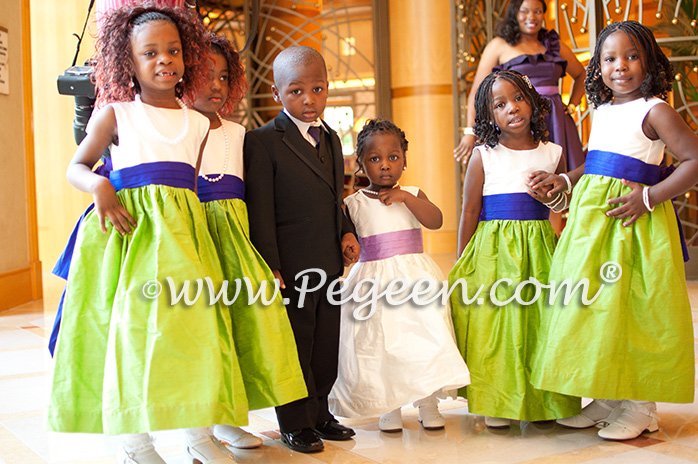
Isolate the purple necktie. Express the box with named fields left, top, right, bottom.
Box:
left=308, top=126, right=322, bottom=146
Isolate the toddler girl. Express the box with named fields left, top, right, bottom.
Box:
left=330, top=118, right=470, bottom=432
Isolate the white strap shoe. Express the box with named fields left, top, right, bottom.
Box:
left=418, top=405, right=446, bottom=430
left=484, top=416, right=511, bottom=428
left=598, top=401, right=659, bottom=441
left=184, top=435, right=237, bottom=464
left=213, top=425, right=263, bottom=449
left=557, top=399, right=621, bottom=429
left=379, top=408, right=403, bottom=432
left=116, top=442, right=166, bottom=464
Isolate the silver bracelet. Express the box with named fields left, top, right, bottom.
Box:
left=545, top=192, right=564, bottom=210
left=560, top=173, right=572, bottom=194
left=643, top=186, right=655, bottom=212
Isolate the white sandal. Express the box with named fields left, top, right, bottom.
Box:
left=117, top=441, right=166, bottom=464
left=557, top=399, right=621, bottom=429
left=418, top=405, right=445, bottom=430
left=213, top=425, right=262, bottom=449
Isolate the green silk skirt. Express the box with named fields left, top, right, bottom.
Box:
left=449, top=219, right=581, bottom=420
left=531, top=174, right=695, bottom=403
left=202, top=198, right=307, bottom=410
left=48, top=185, right=249, bottom=434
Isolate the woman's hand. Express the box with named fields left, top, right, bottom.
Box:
left=92, top=177, right=136, bottom=235
left=454, top=134, right=477, bottom=164
left=606, top=179, right=649, bottom=227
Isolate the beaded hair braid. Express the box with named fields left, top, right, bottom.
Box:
left=473, top=70, right=551, bottom=148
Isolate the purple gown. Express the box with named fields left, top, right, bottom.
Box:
left=494, top=29, right=584, bottom=170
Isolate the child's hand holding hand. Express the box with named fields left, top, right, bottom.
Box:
left=342, top=233, right=361, bottom=265
left=527, top=170, right=567, bottom=198
left=272, top=270, right=286, bottom=289
left=377, top=186, right=408, bottom=206
left=606, top=179, right=649, bottom=227
left=92, top=177, right=136, bottom=235
left=527, top=182, right=556, bottom=204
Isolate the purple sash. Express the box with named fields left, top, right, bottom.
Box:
left=110, top=161, right=195, bottom=192
left=585, top=150, right=689, bottom=262
left=359, top=228, right=424, bottom=262
left=197, top=175, right=245, bottom=203
left=535, top=85, right=560, bottom=96
left=480, top=192, right=550, bottom=221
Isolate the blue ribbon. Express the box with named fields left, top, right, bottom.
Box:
left=197, top=175, right=245, bottom=203
left=480, top=192, right=551, bottom=221
left=585, top=150, right=689, bottom=262
left=110, top=161, right=196, bottom=191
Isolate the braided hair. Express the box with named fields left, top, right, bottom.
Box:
left=355, top=118, right=408, bottom=173
left=496, top=0, right=549, bottom=46
left=586, top=21, right=673, bottom=108
left=94, top=3, right=210, bottom=105
left=473, top=70, right=551, bottom=148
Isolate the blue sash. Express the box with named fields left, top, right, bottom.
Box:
left=585, top=150, right=689, bottom=262
left=110, top=161, right=195, bottom=191
left=197, top=175, right=245, bottom=203
left=480, top=192, right=550, bottom=221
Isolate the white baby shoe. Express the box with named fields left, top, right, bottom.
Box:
left=379, top=408, right=403, bottom=432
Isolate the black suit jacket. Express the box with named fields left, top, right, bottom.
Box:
left=244, top=111, right=352, bottom=282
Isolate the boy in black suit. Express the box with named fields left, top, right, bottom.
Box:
left=243, top=46, right=360, bottom=453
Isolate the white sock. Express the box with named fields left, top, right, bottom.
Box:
left=413, top=390, right=440, bottom=408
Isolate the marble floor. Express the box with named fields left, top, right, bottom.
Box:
left=1, top=269, right=697, bottom=464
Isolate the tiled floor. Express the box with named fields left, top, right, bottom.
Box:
left=1, top=269, right=697, bottom=464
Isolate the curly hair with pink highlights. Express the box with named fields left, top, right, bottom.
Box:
left=200, top=32, right=248, bottom=117
left=94, top=2, right=210, bottom=105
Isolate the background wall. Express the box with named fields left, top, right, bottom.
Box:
left=0, top=0, right=41, bottom=310
left=30, top=0, right=95, bottom=289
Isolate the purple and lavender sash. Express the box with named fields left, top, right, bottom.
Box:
left=480, top=192, right=550, bottom=221
left=585, top=150, right=689, bottom=262
left=359, top=228, right=423, bottom=262
left=197, top=175, right=245, bottom=203
left=110, top=161, right=196, bottom=192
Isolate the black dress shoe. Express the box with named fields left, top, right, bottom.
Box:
left=314, top=420, right=356, bottom=441
left=280, top=428, right=324, bottom=453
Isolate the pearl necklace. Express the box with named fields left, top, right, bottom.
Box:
left=201, top=112, right=229, bottom=183
left=136, top=94, right=189, bottom=145
left=362, top=183, right=400, bottom=196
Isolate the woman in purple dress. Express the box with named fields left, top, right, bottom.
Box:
left=455, top=0, right=585, bottom=172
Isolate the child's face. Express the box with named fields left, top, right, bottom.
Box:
left=194, top=51, right=229, bottom=119
left=517, top=0, right=545, bottom=37
left=360, top=133, right=405, bottom=189
left=491, top=77, right=532, bottom=138
left=271, top=61, right=328, bottom=123
left=600, top=31, right=645, bottom=104
left=130, top=20, right=184, bottom=99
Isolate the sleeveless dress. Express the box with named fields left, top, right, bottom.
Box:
left=48, top=98, right=249, bottom=435
left=448, top=142, right=581, bottom=421
left=197, top=120, right=307, bottom=411
left=329, top=187, right=470, bottom=418
left=531, top=98, right=695, bottom=403
left=494, top=29, right=585, bottom=170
